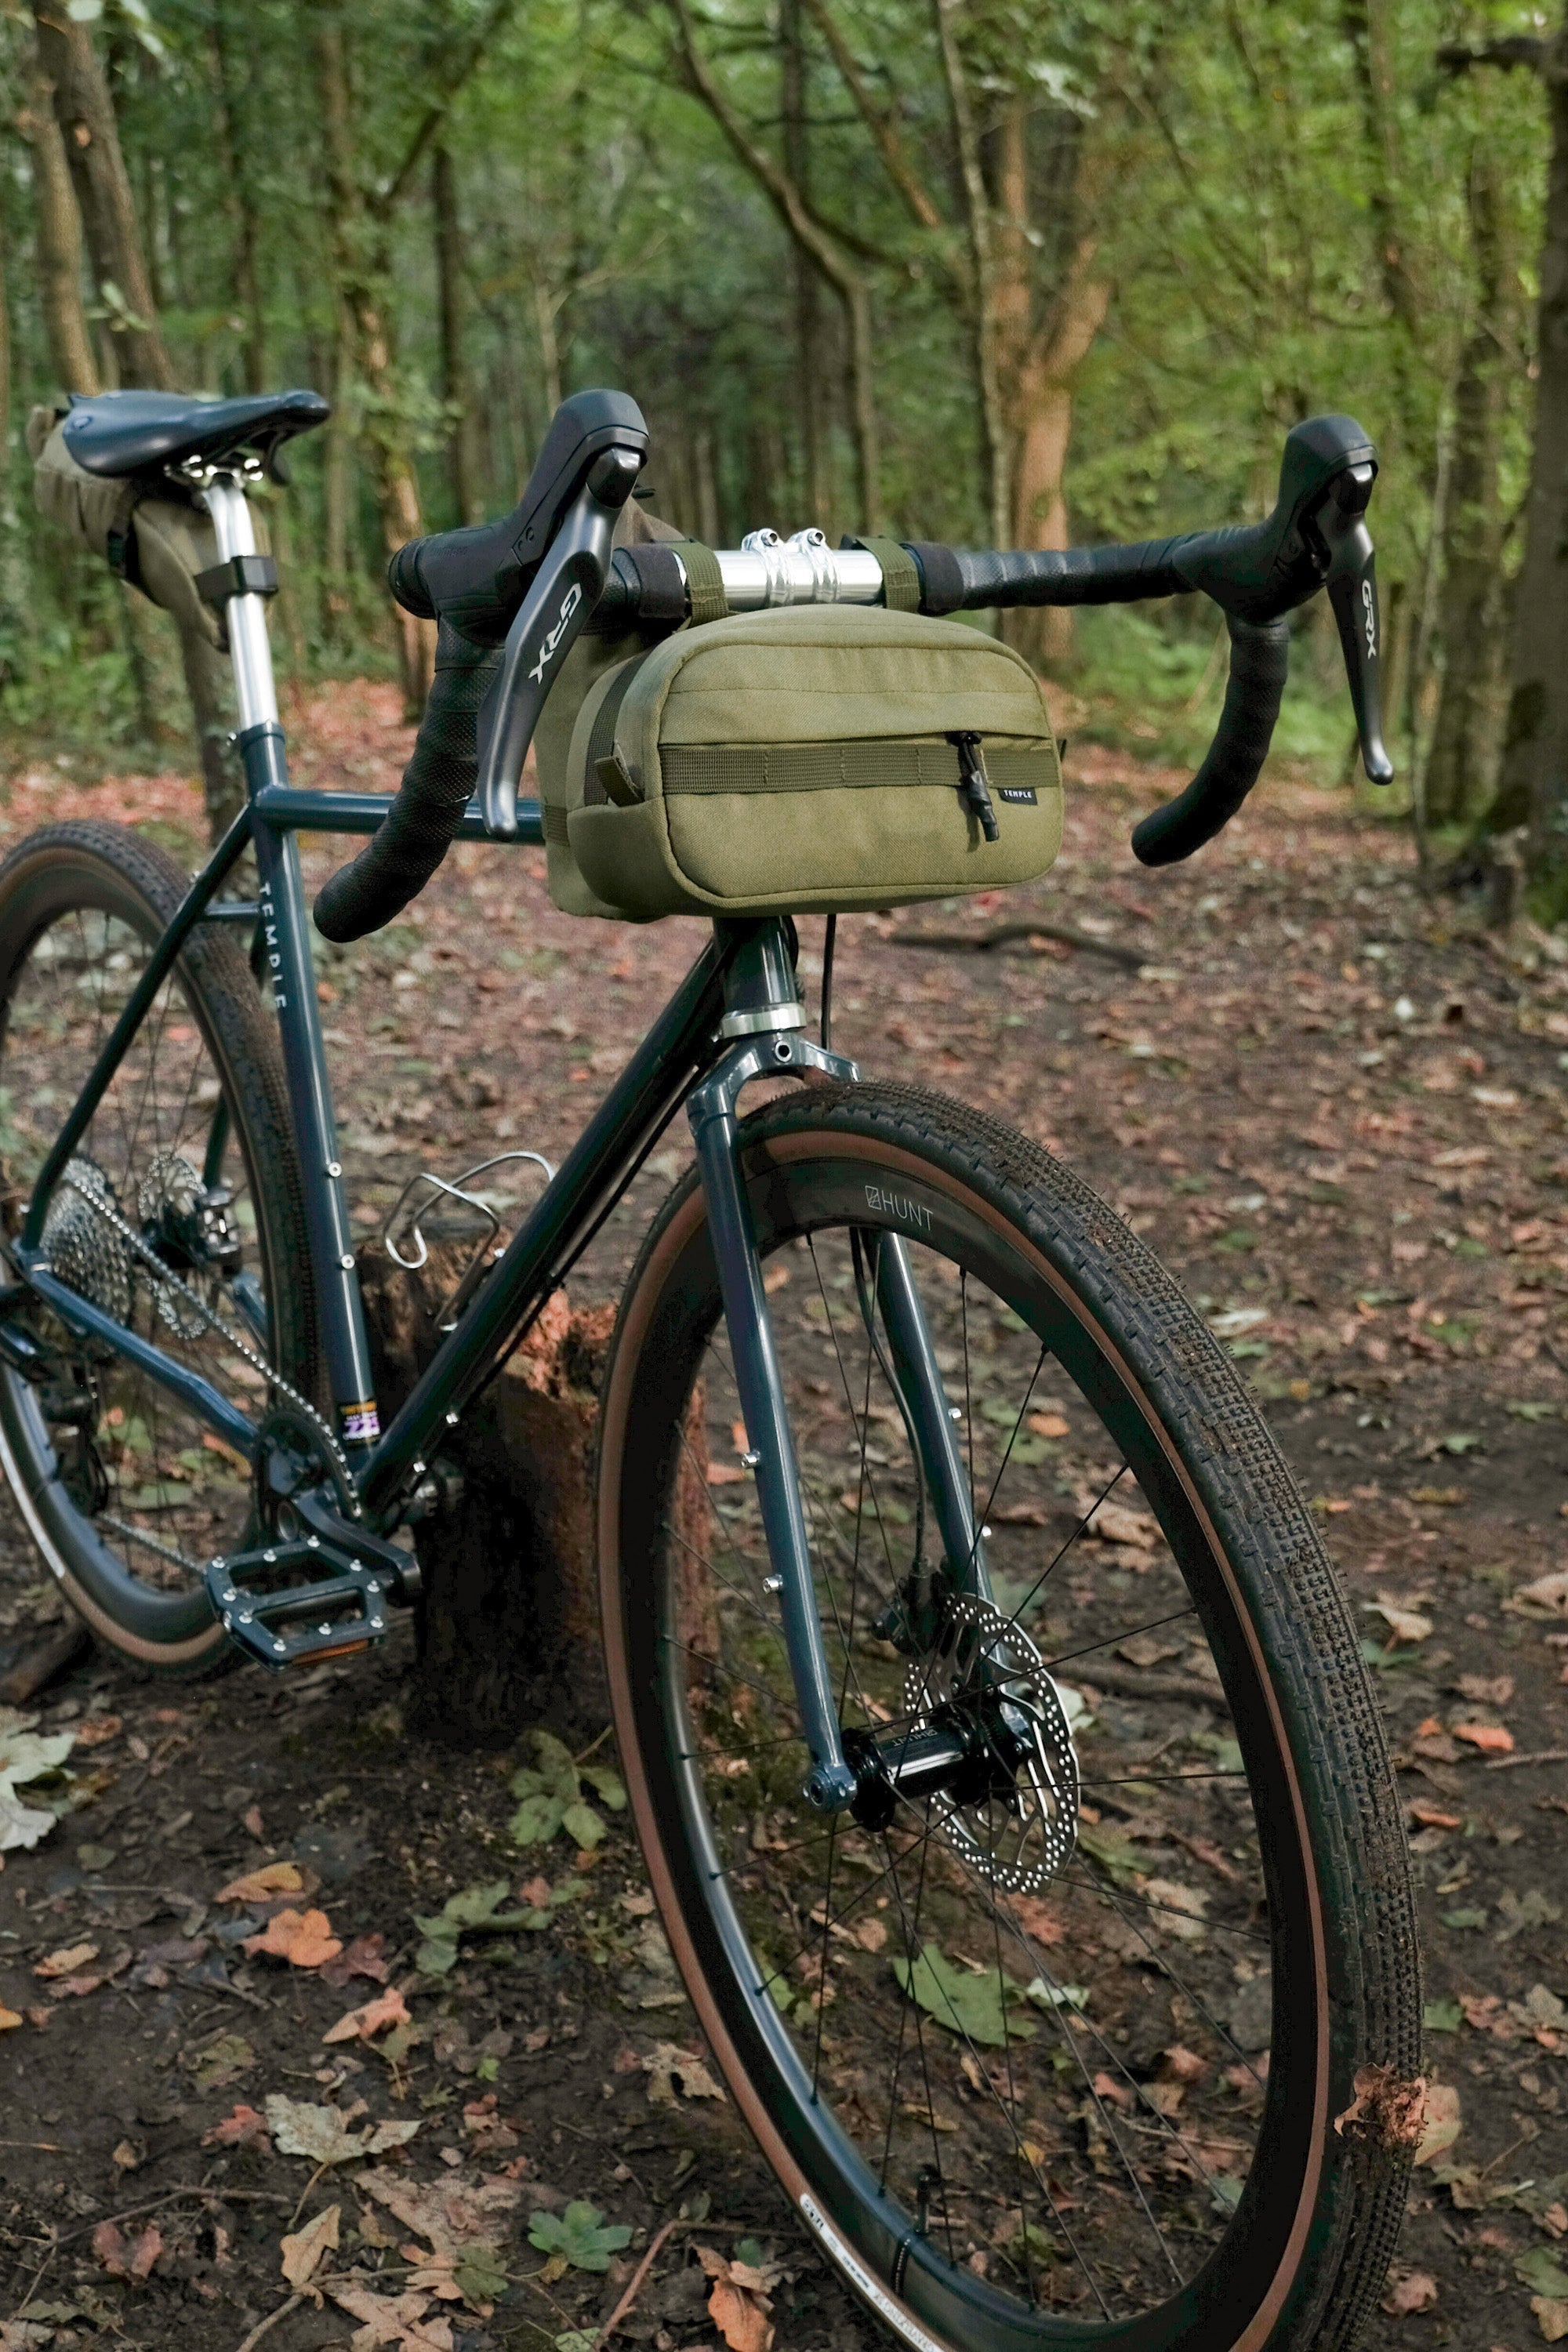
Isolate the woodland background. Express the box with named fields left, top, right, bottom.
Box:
left=0, top=0, right=1563, bottom=886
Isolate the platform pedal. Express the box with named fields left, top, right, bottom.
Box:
left=205, top=1537, right=394, bottom=1670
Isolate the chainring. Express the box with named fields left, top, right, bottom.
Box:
left=901, top=1591, right=1080, bottom=1894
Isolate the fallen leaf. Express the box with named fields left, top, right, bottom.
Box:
left=1414, top=2082, right=1461, bottom=2166
left=1453, top=1722, right=1514, bottom=1755
left=0, top=2005, right=23, bottom=2032
left=281, top=2204, right=340, bottom=2293
left=92, top=2221, right=161, bottom=2281
left=201, top=2103, right=271, bottom=2151
left=1025, top=1411, right=1070, bottom=1439
left=1534, top=2296, right=1568, bottom=2344
left=1381, top=2270, right=1438, bottom=2315
left=264, top=2093, right=419, bottom=2165
left=709, top=2274, right=774, bottom=2352
left=1364, top=1593, right=1434, bottom=1646
left=321, top=1933, right=390, bottom=1990
left=34, top=1944, right=97, bottom=1980
left=643, top=2042, right=724, bottom=2104
left=0, top=1718, right=74, bottom=1853
left=1455, top=1674, right=1514, bottom=1706
left=216, top=1860, right=307, bottom=1904
left=1408, top=1801, right=1462, bottom=1830
left=243, top=1907, right=343, bottom=1967
left=1508, top=1570, right=1568, bottom=1619
left=1142, top=1878, right=1209, bottom=1940
left=1496, top=1887, right=1564, bottom=1940
left=71, top=1714, right=122, bottom=1747
left=1084, top=1501, right=1157, bottom=1548
left=326, top=2278, right=454, bottom=2350
left=324, top=1987, right=412, bottom=2045
left=186, top=2031, right=256, bottom=2091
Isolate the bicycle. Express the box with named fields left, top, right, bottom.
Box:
left=0, top=384, right=1417, bottom=2351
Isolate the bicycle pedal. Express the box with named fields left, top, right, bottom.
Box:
left=205, top=1541, right=391, bottom=1671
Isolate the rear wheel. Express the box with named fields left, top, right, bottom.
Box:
left=598, top=1080, right=1420, bottom=2351
left=0, top=822, right=318, bottom=1675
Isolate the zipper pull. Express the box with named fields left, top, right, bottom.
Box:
left=947, top=731, right=1000, bottom=842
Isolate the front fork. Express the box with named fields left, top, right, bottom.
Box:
left=688, top=934, right=989, bottom=1815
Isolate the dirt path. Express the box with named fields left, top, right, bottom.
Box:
left=1, top=694, right=1565, bottom=2351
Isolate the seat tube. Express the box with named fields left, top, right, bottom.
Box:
left=205, top=475, right=380, bottom=1453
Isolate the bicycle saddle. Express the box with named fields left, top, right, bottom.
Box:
left=61, top=388, right=330, bottom=481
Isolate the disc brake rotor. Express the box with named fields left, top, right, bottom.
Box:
left=902, top=1591, right=1080, bottom=1893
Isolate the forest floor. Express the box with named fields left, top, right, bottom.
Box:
left=1, top=681, right=1566, bottom=2352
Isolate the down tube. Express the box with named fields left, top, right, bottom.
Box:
left=243, top=725, right=379, bottom=1443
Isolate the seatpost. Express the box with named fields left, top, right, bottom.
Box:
left=201, top=477, right=279, bottom=733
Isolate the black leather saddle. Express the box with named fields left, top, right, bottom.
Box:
left=61, top=388, right=330, bottom=480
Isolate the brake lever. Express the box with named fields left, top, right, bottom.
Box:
left=1313, top=466, right=1394, bottom=785
left=476, top=444, right=644, bottom=838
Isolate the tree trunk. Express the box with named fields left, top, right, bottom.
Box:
left=1499, top=15, right=1568, bottom=864
left=17, top=56, right=100, bottom=397
left=934, top=0, right=1007, bottom=551
left=433, top=145, right=483, bottom=524
left=993, top=103, right=1110, bottom=674
left=356, top=1247, right=711, bottom=1749
left=209, top=0, right=267, bottom=395
left=314, top=0, right=434, bottom=716
left=31, top=1, right=175, bottom=394
left=30, top=1, right=245, bottom=837
left=1425, top=145, right=1508, bottom=829
left=668, top=0, right=881, bottom=532
left=781, top=0, right=826, bottom=525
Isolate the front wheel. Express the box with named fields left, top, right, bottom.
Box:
left=597, top=1080, right=1420, bottom=2352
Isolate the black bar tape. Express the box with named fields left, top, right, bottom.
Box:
left=313, top=622, right=499, bottom=942
left=906, top=541, right=964, bottom=616
left=1131, top=616, right=1290, bottom=867
left=953, top=539, right=1193, bottom=611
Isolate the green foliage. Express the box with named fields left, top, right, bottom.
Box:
left=509, top=1730, right=626, bottom=1853
left=891, top=1941, right=1037, bottom=2047
left=527, top=2200, right=633, bottom=2273
left=0, top=0, right=1550, bottom=818
left=413, top=1878, right=536, bottom=1974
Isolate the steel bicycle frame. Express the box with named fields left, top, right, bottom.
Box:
left=8, top=471, right=987, bottom=1803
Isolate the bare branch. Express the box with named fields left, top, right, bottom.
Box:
left=800, top=0, right=947, bottom=233
left=1436, top=35, right=1546, bottom=77
left=374, top=0, right=524, bottom=220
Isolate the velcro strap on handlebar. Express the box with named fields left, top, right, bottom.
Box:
left=842, top=535, right=920, bottom=613
left=905, top=540, right=964, bottom=616
left=621, top=543, right=688, bottom=629
left=675, top=539, right=728, bottom=627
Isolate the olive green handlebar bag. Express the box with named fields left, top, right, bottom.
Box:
left=560, top=605, right=1062, bottom=921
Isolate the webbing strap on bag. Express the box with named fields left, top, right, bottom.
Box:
left=659, top=740, right=1051, bottom=797
left=842, top=535, right=921, bottom=612
left=676, top=539, right=729, bottom=626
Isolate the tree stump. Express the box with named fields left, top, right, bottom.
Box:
left=356, top=1245, right=710, bottom=1750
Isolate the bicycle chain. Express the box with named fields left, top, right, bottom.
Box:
left=56, top=1162, right=353, bottom=1491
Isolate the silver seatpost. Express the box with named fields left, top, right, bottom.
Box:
left=201, top=476, right=279, bottom=734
